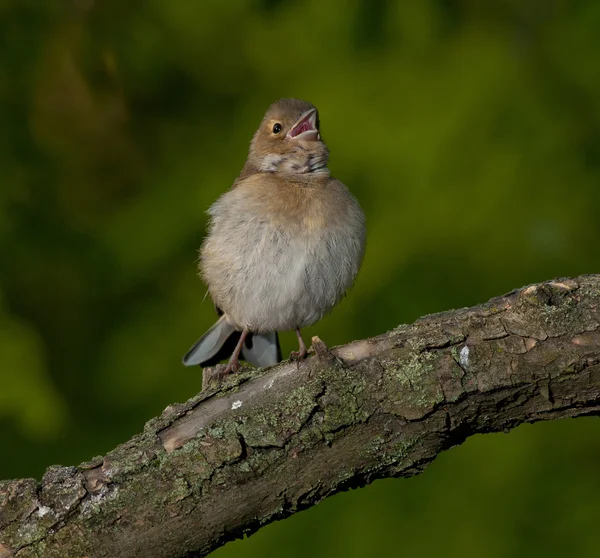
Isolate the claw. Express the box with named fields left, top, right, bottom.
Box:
left=289, top=349, right=307, bottom=368
left=222, top=360, right=240, bottom=375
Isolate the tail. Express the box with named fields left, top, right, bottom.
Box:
left=242, top=331, right=282, bottom=368
left=182, top=316, right=281, bottom=368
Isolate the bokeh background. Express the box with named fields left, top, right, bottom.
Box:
left=2, top=0, right=600, bottom=556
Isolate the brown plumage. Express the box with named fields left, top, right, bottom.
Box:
left=183, top=98, right=366, bottom=377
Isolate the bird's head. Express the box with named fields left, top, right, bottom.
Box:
left=248, top=98, right=330, bottom=176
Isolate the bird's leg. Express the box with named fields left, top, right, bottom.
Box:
left=290, top=328, right=308, bottom=366
left=202, top=330, right=249, bottom=390
left=223, top=329, right=249, bottom=375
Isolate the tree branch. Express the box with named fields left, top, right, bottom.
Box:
left=2, top=275, right=600, bottom=558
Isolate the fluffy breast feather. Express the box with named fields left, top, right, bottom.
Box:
left=201, top=173, right=365, bottom=332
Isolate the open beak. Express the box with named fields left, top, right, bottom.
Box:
left=287, top=108, right=320, bottom=141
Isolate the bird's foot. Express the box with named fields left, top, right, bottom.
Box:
left=289, top=347, right=308, bottom=367
left=224, top=359, right=241, bottom=375
left=201, top=360, right=240, bottom=391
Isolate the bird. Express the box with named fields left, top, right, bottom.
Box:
left=182, top=98, right=366, bottom=377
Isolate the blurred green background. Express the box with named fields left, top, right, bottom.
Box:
left=1, top=0, right=600, bottom=556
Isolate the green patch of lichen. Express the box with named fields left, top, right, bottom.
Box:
left=361, top=435, right=421, bottom=477
left=158, top=442, right=213, bottom=486
left=319, top=370, right=370, bottom=434
left=321, top=391, right=359, bottom=433
left=233, top=447, right=283, bottom=479
left=99, top=433, right=164, bottom=484
left=191, top=421, right=244, bottom=466
left=3, top=517, right=48, bottom=550
left=208, top=366, right=269, bottom=395
left=394, top=351, right=435, bottom=387
left=167, top=477, right=192, bottom=504
left=295, top=419, right=326, bottom=449
left=364, top=435, right=386, bottom=457
left=237, top=381, right=322, bottom=447
left=450, top=345, right=460, bottom=360
left=382, top=351, right=444, bottom=420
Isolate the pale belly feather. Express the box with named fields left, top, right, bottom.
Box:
left=201, top=179, right=365, bottom=333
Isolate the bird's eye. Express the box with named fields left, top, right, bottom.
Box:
left=272, top=123, right=282, bottom=134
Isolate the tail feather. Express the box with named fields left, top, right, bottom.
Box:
left=242, top=332, right=281, bottom=367
left=183, top=316, right=282, bottom=368
left=182, top=316, right=236, bottom=366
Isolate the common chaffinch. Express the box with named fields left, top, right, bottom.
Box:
left=183, top=98, right=366, bottom=376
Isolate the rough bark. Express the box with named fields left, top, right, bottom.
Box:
left=2, top=275, right=600, bottom=558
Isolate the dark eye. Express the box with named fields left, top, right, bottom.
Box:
left=272, top=123, right=282, bottom=134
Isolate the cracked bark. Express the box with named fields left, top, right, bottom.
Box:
left=2, top=275, right=600, bottom=558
